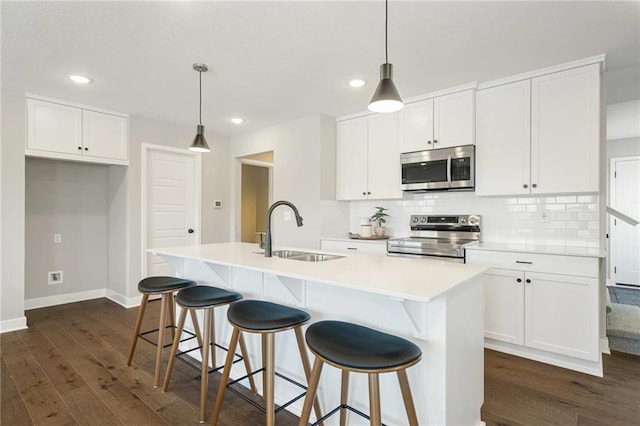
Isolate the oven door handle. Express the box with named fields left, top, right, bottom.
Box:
left=446, top=155, right=452, bottom=187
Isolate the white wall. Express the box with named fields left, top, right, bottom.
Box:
left=230, top=114, right=345, bottom=249
left=25, top=158, right=108, bottom=301
left=0, top=89, right=27, bottom=331
left=607, top=100, right=640, bottom=140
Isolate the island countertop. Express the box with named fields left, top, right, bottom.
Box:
left=149, top=242, right=486, bottom=303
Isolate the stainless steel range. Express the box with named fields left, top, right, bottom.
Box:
left=387, top=215, right=481, bottom=262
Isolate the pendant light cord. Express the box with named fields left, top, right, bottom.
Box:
left=385, top=0, right=388, bottom=64
left=198, top=70, right=202, bottom=125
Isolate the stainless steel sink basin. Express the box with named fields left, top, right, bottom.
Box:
left=271, top=250, right=344, bottom=262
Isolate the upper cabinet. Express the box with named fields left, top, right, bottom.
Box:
left=400, top=89, right=475, bottom=153
left=336, top=113, right=402, bottom=200
left=476, top=63, right=601, bottom=196
left=26, top=95, right=129, bottom=166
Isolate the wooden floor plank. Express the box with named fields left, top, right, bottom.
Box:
left=1, top=356, right=35, bottom=426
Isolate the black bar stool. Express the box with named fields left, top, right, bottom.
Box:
left=162, top=285, right=257, bottom=423
left=126, top=276, right=197, bottom=387
left=298, top=320, right=422, bottom=426
left=210, top=300, right=323, bottom=426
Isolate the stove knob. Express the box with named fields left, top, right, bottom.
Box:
left=469, top=216, right=478, bottom=225
left=420, top=217, right=427, bottom=223
left=412, top=217, right=419, bottom=223
left=460, top=217, right=467, bottom=223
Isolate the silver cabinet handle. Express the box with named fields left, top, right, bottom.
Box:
left=347, top=247, right=358, bottom=251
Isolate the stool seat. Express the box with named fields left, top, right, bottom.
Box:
left=138, top=276, right=196, bottom=294
left=176, top=286, right=242, bottom=308
left=306, top=320, right=422, bottom=371
left=228, top=300, right=310, bottom=331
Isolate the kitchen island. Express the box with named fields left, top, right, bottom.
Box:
left=150, top=242, right=486, bottom=426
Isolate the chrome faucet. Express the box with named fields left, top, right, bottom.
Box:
left=262, top=200, right=304, bottom=257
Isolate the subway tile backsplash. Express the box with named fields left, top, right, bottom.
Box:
left=349, top=192, right=601, bottom=248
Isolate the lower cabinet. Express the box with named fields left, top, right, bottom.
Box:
left=320, top=239, right=388, bottom=256
left=467, top=249, right=601, bottom=366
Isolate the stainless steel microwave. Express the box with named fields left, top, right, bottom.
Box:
left=401, top=145, right=475, bottom=192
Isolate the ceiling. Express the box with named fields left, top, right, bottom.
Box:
left=2, top=1, right=639, bottom=136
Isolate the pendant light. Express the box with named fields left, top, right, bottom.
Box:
left=189, top=63, right=210, bottom=152
left=368, top=0, right=404, bottom=113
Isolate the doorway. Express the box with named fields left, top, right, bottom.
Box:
left=240, top=152, right=273, bottom=244
left=142, top=144, right=201, bottom=277
left=610, top=156, right=640, bottom=287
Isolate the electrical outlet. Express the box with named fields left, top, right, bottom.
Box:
left=213, top=200, right=223, bottom=209
left=48, top=270, right=63, bottom=285
left=283, top=211, right=292, bottom=221
left=53, top=234, right=62, bottom=244
left=540, top=211, right=550, bottom=223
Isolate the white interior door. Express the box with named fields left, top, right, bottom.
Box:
left=611, top=156, right=640, bottom=286
left=146, top=148, right=199, bottom=277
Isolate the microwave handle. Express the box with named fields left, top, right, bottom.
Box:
left=446, top=155, right=452, bottom=186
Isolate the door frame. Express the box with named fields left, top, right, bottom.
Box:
left=609, top=155, right=640, bottom=286
left=141, top=143, right=202, bottom=277
left=234, top=158, right=273, bottom=242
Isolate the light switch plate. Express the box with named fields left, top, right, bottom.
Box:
left=54, top=234, right=62, bottom=244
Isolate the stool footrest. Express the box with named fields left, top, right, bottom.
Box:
left=313, top=404, right=387, bottom=426
left=139, top=326, right=196, bottom=349
left=226, top=369, right=307, bottom=415
left=176, top=342, right=245, bottom=376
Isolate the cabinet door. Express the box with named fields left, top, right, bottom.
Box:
left=367, top=113, right=402, bottom=199
left=433, top=89, right=475, bottom=148
left=400, top=98, right=434, bottom=153
left=82, top=110, right=128, bottom=161
left=27, top=99, right=82, bottom=155
left=475, top=80, right=531, bottom=196
left=336, top=117, right=369, bottom=200
left=483, top=268, right=525, bottom=345
left=531, top=64, right=600, bottom=194
left=524, top=272, right=599, bottom=361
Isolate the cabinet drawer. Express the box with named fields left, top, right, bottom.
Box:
left=466, top=249, right=598, bottom=277
left=320, top=240, right=387, bottom=255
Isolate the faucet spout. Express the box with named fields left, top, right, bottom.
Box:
left=264, top=200, right=304, bottom=257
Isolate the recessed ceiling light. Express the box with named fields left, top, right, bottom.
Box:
left=229, top=117, right=244, bottom=125
left=67, top=74, right=93, bottom=84
left=348, top=79, right=366, bottom=88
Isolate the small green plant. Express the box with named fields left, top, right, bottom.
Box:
left=369, top=207, right=389, bottom=227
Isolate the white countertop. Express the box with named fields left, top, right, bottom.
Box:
left=464, top=242, right=606, bottom=258
left=320, top=236, right=390, bottom=244
left=150, top=242, right=486, bottom=303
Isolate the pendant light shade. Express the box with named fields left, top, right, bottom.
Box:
left=189, top=63, right=210, bottom=152
left=368, top=0, right=403, bottom=113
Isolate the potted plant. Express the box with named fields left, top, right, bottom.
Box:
left=369, top=207, right=389, bottom=237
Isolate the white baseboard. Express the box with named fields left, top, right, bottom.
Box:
left=0, top=316, right=28, bottom=334
left=601, top=337, right=611, bottom=355
left=25, top=288, right=108, bottom=310
left=106, top=289, right=142, bottom=309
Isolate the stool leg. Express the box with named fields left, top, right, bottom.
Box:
left=294, top=327, right=323, bottom=425
left=211, top=327, right=240, bottom=426
left=162, top=307, right=188, bottom=392
left=189, top=309, right=205, bottom=358
left=127, top=294, right=149, bottom=366
left=368, top=373, right=382, bottom=426
left=261, top=334, right=267, bottom=393
left=209, top=309, right=216, bottom=370
left=340, top=370, right=349, bottom=426
left=264, top=332, right=275, bottom=426
left=153, top=293, right=169, bottom=388
left=298, top=357, right=324, bottom=426
left=200, top=308, right=213, bottom=423
left=168, top=293, right=176, bottom=341
left=397, top=369, right=418, bottom=426
left=238, top=333, right=257, bottom=394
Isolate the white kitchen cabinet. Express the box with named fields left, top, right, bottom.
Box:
left=466, top=248, right=601, bottom=368
left=336, top=114, right=401, bottom=200
left=320, top=239, right=388, bottom=255
left=475, top=80, right=531, bottom=196
left=400, top=89, right=474, bottom=153
left=476, top=63, right=600, bottom=196
left=26, top=95, right=129, bottom=166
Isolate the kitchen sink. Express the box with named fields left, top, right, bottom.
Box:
left=271, top=250, right=344, bottom=262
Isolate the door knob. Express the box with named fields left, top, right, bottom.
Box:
left=188, top=229, right=194, bottom=234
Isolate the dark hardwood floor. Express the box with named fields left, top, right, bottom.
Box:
left=1, top=298, right=639, bottom=425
